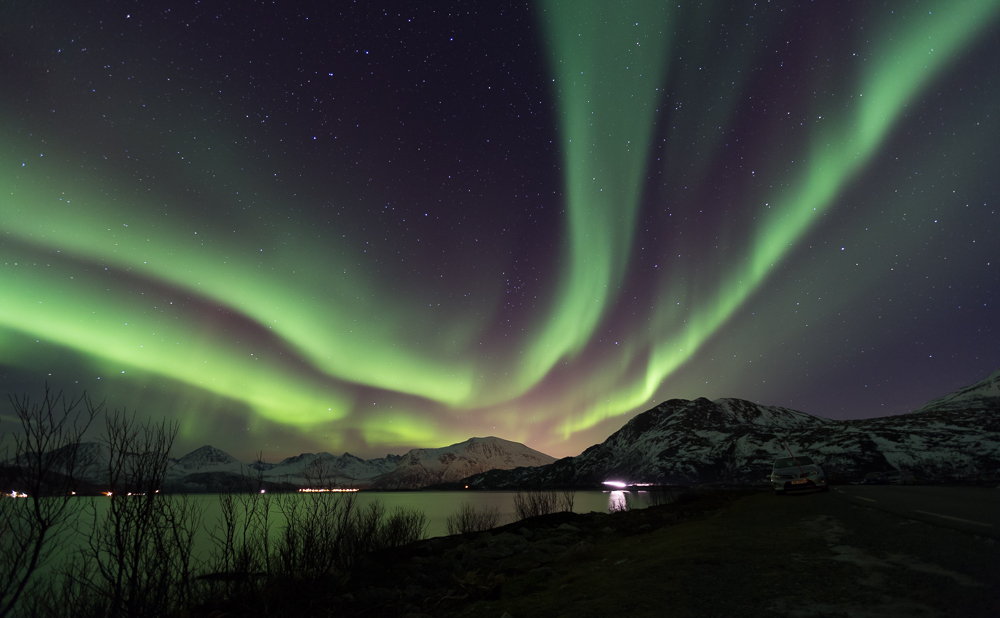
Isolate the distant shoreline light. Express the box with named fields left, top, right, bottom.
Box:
left=602, top=481, right=656, bottom=488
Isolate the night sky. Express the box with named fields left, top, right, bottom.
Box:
left=2, top=1, right=998, bottom=461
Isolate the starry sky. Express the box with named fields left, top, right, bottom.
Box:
left=2, top=1, right=998, bottom=461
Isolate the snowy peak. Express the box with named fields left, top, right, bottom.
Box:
left=161, top=447, right=404, bottom=491
left=913, top=366, right=1000, bottom=414
left=175, top=445, right=241, bottom=470
left=372, top=436, right=556, bottom=489
left=261, top=451, right=398, bottom=484
left=712, top=398, right=831, bottom=428
left=34, top=441, right=110, bottom=482
left=463, top=379, right=1000, bottom=489
left=56, top=441, right=108, bottom=469
left=455, top=436, right=542, bottom=460
left=603, top=397, right=827, bottom=453
left=17, top=438, right=545, bottom=492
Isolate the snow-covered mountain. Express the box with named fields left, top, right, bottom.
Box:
left=463, top=368, right=1000, bottom=488
left=44, top=444, right=400, bottom=491
left=174, top=445, right=242, bottom=470
left=3, top=441, right=111, bottom=493
left=49, top=438, right=550, bottom=492
left=20, top=367, right=997, bottom=492
left=39, top=440, right=111, bottom=482
left=260, top=451, right=401, bottom=486
left=911, top=366, right=1000, bottom=415
left=370, top=436, right=557, bottom=489
left=165, top=438, right=552, bottom=490
left=163, top=448, right=403, bottom=491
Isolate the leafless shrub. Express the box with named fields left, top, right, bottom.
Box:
left=203, top=455, right=274, bottom=600
left=301, top=457, right=338, bottom=490
left=278, top=493, right=425, bottom=575
left=446, top=502, right=502, bottom=535
left=645, top=487, right=679, bottom=507
left=512, top=491, right=559, bottom=521
left=334, top=499, right=425, bottom=567
left=4, top=396, right=431, bottom=617
left=206, top=486, right=426, bottom=610
left=378, top=505, right=427, bottom=549
left=0, top=387, right=100, bottom=618
left=348, top=498, right=384, bottom=563
left=608, top=492, right=632, bottom=513
left=63, top=411, right=203, bottom=618
left=273, top=488, right=352, bottom=578
left=560, top=490, right=576, bottom=512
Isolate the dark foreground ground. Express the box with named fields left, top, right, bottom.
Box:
left=202, top=487, right=1000, bottom=618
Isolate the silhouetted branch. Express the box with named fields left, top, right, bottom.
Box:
left=0, top=386, right=100, bottom=618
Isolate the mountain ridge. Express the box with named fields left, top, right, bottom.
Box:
left=460, top=367, right=1000, bottom=489
left=370, top=436, right=557, bottom=490
left=45, top=435, right=555, bottom=492
left=13, top=367, right=998, bottom=492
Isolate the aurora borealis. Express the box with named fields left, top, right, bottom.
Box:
left=2, top=1, right=998, bottom=460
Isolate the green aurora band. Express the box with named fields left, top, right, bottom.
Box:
left=1, top=0, right=998, bottom=455
left=519, top=0, right=671, bottom=391
left=559, top=0, right=1000, bottom=436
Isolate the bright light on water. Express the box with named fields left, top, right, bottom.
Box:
left=608, top=490, right=629, bottom=512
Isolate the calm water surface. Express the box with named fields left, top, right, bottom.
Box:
left=35, top=489, right=666, bottom=570
left=194, top=489, right=658, bottom=539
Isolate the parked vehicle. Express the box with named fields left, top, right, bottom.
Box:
left=770, top=456, right=828, bottom=495
left=884, top=469, right=916, bottom=485
left=862, top=471, right=888, bottom=485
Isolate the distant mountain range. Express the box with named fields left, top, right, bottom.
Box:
left=54, top=436, right=555, bottom=492
left=9, top=367, right=998, bottom=492
left=369, top=437, right=556, bottom=489
left=166, top=445, right=404, bottom=491
left=461, top=367, right=1000, bottom=488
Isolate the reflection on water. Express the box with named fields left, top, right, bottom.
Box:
left=345, top=489, right=671, bottom=536
left=63, top=489, right=673, bottom=539
left=608, top=490, right=629, bottom=512
left=36, top=489, right=676, bottom=568
left=288, top=490, right=660, bottom=537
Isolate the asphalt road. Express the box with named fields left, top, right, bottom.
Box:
left=766, top=485, right=1000, bottom=617
left=833, top=485, right=1000, bottom=539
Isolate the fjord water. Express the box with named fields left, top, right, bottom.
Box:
left=55, top=489, right=655, bottom=545
left=33, top=489, right=665, bottom=575
left=192, top=488, right=658, bottom=538
left=315, top=489, right=655, bottom=537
